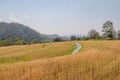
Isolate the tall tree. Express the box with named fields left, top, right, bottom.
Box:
left=32, top=39, right=39, bottom=44
left=102, top=21, right=116, bottom=39
left=88, top=29, right=100, bottom=39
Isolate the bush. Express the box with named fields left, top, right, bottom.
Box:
left=70, top=36, right=77, bottom=40
left=32, top=39, right=39, bottom=44
left=15, top=40, right=24, bottom=45
left=0, top=40, right=13, bottom=46
left=53, top=37, right=63, bottom=42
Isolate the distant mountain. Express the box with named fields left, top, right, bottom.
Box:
left=0, top=22, right=48, bottom=41
left=43, top=34, right=71, bottom=41
left=71, top=34, right=87, bottom=37
left=43, top=34, right=59, bottom=40
left=60, top=36, right=70, bottom=40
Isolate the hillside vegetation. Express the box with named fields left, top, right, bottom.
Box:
left=0, top=41, right=120, bottom=80
left=0, top=22, right=53, bottom=47
left=0, top=22, right=47, bottom=41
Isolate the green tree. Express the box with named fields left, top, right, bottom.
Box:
left=88, top=29, right=100, bottom=39
left=70, top=36, right=77, bottom=40
left=15, top=36, right=24, bottom=45
left=32, top=39, right=39, bottom=44
left=3, top=40, right=12, bottom=46
left=117, top=30, right=120, bottom=39
left=102, top=21, right=116, bottom=39
left=77, top=37, right=80, bottom=40
left=53, top=37, right=62, bottom=42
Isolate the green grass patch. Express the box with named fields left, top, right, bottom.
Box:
left=79, top=43, right=84, bottom=52
left=0, top=55, right=31, bottom=64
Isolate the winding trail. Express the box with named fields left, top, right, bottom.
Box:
left=72, top=42, right=82, bottom=55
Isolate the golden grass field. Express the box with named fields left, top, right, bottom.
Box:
left=0, top=42, right=76, bottom=64
left=0, top=40, right=120, bottom=80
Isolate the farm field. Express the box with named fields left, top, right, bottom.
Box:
left=0, top=40, right=120, bottom=80
left=0, top=41, right=76, bottom=64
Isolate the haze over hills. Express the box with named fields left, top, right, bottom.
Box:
left=0, top=22, right=52, bottom=42
left=0, top=22, right=72, bottom=42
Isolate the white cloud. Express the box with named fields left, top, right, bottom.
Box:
left=0, top=18, right=2, bottom=22
left=9, top=14, right=21, bottom=23
left=23, top=15, right=29, bottom=19
left=9, top=14, right=14, bottom=17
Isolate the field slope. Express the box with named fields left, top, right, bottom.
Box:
left=0, top=41, right=120, bottom=80
left=0, top=41, right=76, bottom=64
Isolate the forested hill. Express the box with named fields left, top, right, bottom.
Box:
left=0, top=22, right=47, bottom=41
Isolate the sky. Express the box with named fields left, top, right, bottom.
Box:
left=0, top=0, right=120, bottom=36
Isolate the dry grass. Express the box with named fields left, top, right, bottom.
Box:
left=0, top=40, right=120, bottom=80
left=0, top=41, right=76, bottom=64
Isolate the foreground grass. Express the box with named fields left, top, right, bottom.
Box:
left=0, top=41, right=120, bottom=80
left=0, top=41, right=76, bottom=64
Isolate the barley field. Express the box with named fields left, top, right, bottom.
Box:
left=0, top=41, right=120, bottom=80
left=0, top=41, right=76, bottom=64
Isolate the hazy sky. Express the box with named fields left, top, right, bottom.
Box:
left=0, top=0, right=120, bottom=36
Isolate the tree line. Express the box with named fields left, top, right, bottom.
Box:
left=0, top=20, right=120, bottom=46
left=54, top=20, right=120, bottom=42
left=0, top=22, right=49, bottom=47
left=88, top=21, right=120, bottom=40
left=0, top=35, right=39, bottom=46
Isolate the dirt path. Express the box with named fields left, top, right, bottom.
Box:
left=72, top=42, right=82, bottom=55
